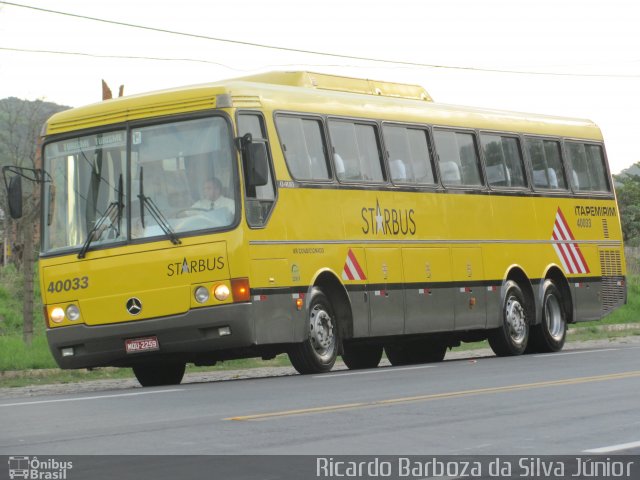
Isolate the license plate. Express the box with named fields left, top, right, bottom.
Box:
left=125, top=336, right=159, bottom=354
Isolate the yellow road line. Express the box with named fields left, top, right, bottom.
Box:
left=225, top=370, right=640, bottom=421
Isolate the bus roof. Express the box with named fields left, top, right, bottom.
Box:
left=45, top=71, right=601, bottom=140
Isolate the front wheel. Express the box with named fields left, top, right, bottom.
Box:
left=529, top=280, right=567, bottom=353
left=489, top=281, right=529, bottom=356
left=289, top=288, right=338, bottom=374
left=132, top=362, right=186, bottom=387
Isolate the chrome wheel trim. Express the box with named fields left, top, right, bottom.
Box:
left=544, top=292, right=565, bottom=342
left=505, top=295, right=527, bottom=346
left=309, top=304, right=335, bottom=361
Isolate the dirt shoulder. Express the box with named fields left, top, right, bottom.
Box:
left=1, top=335, right=638, bottom=400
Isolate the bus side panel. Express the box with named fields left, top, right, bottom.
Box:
left=572, top=246, right=603, bottom=322
left=337, top=247, right=370, bottom=338
left=250, top=258, right=296, bottom=344
left=402, top=247, right=454, bottom=334
left=365, top=248, right=404, bottom=336
left=452, top=247, right=487, bottom=330
left=348, top=286, right=370, bottom=338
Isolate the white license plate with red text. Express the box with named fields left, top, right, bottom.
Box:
left=125, top=336, right=159, bottom=354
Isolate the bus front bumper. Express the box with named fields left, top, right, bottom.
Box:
left=46, top=303, right=255, bottom=369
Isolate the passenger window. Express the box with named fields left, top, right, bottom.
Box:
left=480, top=134, right=527, bottom=188
left=433, top=130, right=482, bottom=187
left=328, top=121, right=384, bottom=183
left=238, top=115, right=263, bottom=139
left=238, top=113, right=276, bottom=227
left=566, top=142, right=610, bottom=192
left=586, top=145, right=610, bottom=191
left=276, top=116, right=330, bottom=181
left=526, top=138, right=567, bottom=190
left=383, top=125, right=435, bottom=184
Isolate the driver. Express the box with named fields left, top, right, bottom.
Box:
left=191, top=178, right=235, bottom=215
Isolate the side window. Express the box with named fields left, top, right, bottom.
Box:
left=276, top=116, right=330, bottom=181
left=480, top=134, right=527, bottom=188
left=237, top=113, right=276, bottom=227
left=526, top=138, right=567, bottom=190
left=328, top=120, right=385, bottom=183
left=433, top=130, right=482, bottom=187
left=383, top=125, right=435, bottom=185
left=566, top=142, right=610, bottom=192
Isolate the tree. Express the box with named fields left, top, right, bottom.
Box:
left=0, top=97, right=68, bottom=344
left=614, top=163, right=640, bottom=247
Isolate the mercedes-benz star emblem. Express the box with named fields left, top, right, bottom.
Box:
left=126, top=297, right=142, bottom=315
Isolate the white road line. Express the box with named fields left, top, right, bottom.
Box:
left=584, top=440, right=640, bottom=453
left=313, top=365, right=436, bottom=378
left=0, top=388, right=183, bottom=407
left=533, top=348, right=619, bottom=358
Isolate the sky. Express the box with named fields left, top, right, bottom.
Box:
left=1, top=0, right=639, bottom=173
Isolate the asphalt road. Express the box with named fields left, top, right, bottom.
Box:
left=1, top=342, right=640, bottom=460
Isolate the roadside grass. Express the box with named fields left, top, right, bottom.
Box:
left=0, top=335, right=57, bottom=370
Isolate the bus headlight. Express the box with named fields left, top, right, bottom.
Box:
left=66, top=304, right=80, bottom=321
left=194, top=286, right=210, bottom=304
left=50, top=307, right=65, bottom=323
left=214, top=284, right=230, bottom=301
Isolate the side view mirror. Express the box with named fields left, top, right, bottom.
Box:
left=7, top=175, right=23, bottom=219
left=246, top=143, right=269, bottom=187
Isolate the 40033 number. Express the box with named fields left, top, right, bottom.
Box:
left=576, top=218, right=592, bottom=228
left=47, top=276, right=89, bottom=293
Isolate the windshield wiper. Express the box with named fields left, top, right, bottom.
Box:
left=138, top=167, right=181, bottom=245
left=78, top=175, right=124, bottom=259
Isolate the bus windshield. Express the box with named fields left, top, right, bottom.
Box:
left=42, top=116, right=237, bottom=254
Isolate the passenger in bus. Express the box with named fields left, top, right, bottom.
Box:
left=440, top=161, right=462, bottom=185
left=191, top=178, right=235, bottom=215
left=389, top=159, right=408, bottom=182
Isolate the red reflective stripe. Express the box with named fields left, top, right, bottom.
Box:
left=552, top=208, right=590, bottom=274
left=347, top=249, right=366, bottom=280
left=343, top=265, right=354, bottom=281
left=556, top=208, right=575, bottom=240
left=553, top=230, right=576, bottom=273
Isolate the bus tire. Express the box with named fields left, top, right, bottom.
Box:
left=489, top=281, right=529, bottom=356
left=288, top=287, right=338, bottom=374
left=385, top=340, right=447, bottom=366
left=342, top=343, right=383, bottom=370
left=132, top=362, right=186, bottom=387
left=529, top=280, right=567, bottom=353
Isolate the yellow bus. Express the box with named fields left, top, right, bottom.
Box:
left=6, top=71, right=626, bottom=386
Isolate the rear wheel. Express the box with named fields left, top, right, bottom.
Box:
left=529, top=280, right=567, bottom=353
left=132, top=362, right=186, bottom=387
left=385, top=340, right=447, bottom=366
left=489, top=281, right=529, bottom=356
left=342, top=343, right=383, bottom=370
left=289, top=288, right=338, bottom=374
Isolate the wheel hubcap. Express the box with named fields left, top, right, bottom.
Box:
left=505, top=296, right=526, bottom=346
left=545, top=293, right=565, bottom=341
left=309, top=305, right=335, bottom=360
